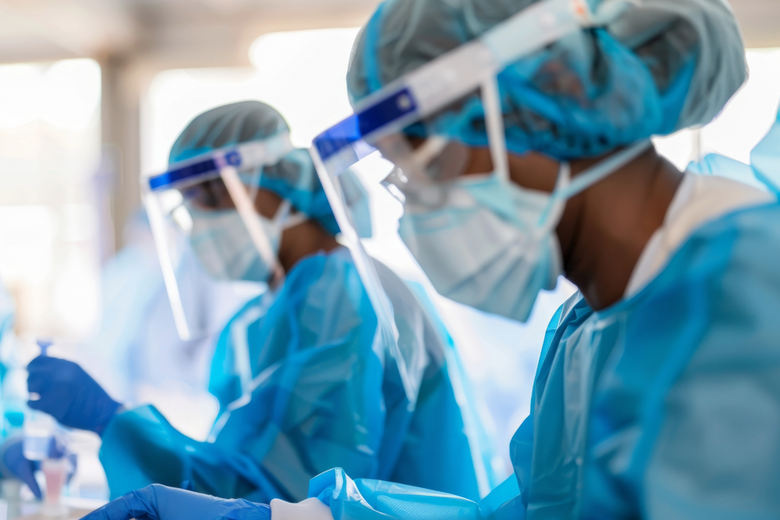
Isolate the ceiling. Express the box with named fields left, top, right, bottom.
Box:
left=0, top=0, right=380, bottom=67
left=731, top=0, right=780, bottom=48
left=0, top=0, right=778, bottom=68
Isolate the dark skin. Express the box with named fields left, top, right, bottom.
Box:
left=462, top=146, right=683, bottom=310
left=186, top=180, right=340, bottom=274
left=252, top=189, right=341, bottom=274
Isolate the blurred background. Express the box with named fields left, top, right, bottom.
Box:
left=0, top=0, right=779, bottom=501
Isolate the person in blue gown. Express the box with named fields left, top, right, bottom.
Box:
left=28, top=102, right=485, bottom=504
left=82, top=0, right=780, bottom=518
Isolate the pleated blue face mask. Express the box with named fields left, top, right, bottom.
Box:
left=398, top=168, right=566, bottom=323
left=187, top=199, right=305, bottom=282
left=395, top=86, right=653, bottom=322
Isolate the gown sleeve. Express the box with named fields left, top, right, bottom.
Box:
left=298, top=300, right=580, bottom=520
left=99, top=405, right=278, bottom=500
left=99, top=253, right=385, bottom=502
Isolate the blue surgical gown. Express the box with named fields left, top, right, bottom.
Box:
left=99, top=248, right=481, bottom=503
left=306, top=201, right=780, bottom=519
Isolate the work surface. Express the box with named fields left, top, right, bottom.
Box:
left=18, top=509, right=92, bottom=520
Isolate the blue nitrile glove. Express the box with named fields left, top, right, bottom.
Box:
left=81, top=484, right=272, bottom=520
left=0, top=436, right=77, bottom=500
left=1, top=438, right=41, bottom=499
left=27, top=356, right=122, bottom=435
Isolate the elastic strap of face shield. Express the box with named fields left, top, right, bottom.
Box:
left=246, top=167, right=263, bottom=208
left=365, top=0, right=637, bottom=186
left=482, top=76, right=510, bottom=182
left=532, top=139, right=653, bottom=236
left=482, top=73, right=571, bottom=237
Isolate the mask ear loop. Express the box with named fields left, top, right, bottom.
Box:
left=537, top=140, right=653, bottom=236
left=554, top=140, right=653, bottom=201
left=272, top=198, right=292, bottom=226
left=536, top=162, right=572, bottom=237
left=279, top=203, right=309, bottom=231
left=483, top=74, right=568, bottom=239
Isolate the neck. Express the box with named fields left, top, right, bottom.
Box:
left=556, top=148, right=683, bottom=310
left=277, top=220, right=340, bottom=273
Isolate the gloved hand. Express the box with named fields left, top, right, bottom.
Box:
left=1, top=438, right=41, bottom=499
left=0, top=436, right=77, bottom=500
left=27, top=356, right=122, bottom=435
left=81, top=484, right=272, bottom=520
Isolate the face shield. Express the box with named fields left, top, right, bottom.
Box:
left=310, top=0, right=637, bottom=324
left=143, top=133, right=295, bottom=341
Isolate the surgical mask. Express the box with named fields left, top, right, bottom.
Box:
left=398, top=170, right=564, bottom=322
left=397, top=139, right=652, bottom=323
left=187, top=199, right=306, bottom=282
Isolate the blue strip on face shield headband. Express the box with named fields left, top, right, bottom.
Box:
left=143, top=132, right=296, bottom=341
left=309, top=0, right=651, bottom=324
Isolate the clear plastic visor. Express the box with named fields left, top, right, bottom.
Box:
left=143, top=137, right=293, bottom=340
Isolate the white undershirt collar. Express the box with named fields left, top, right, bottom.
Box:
left=624, top=173, right=774, bottom=297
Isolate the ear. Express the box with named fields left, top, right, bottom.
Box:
left=507, top=152, right=560, bottom=193
left=460, top=147, right=494, bottom=177
left=253, top=188, right=284, bottom=219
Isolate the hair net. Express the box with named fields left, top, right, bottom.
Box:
left=347, top=0, right=747, bottom=160
left=170, top=101, right=356, bottom=236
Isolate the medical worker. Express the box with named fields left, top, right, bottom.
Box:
left=82, top=0, right=780, bottom=519
left=27, top=101, right=484, bottom=504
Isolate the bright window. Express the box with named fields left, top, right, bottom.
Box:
left=0, top=59, right=103, bottom=341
